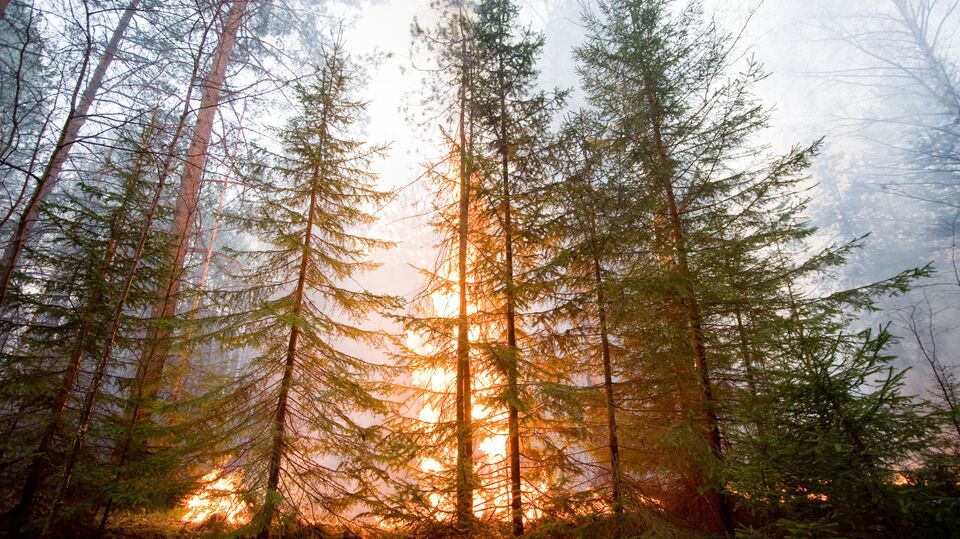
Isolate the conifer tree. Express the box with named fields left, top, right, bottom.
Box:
left=575, top=1, right=735, bottom=531
left=728, top=301, right=945, bottom=536
left=218, top=41, right=396, bottom=538
left=536, top=112, right=636, bottom=520
left=573, top=2, right=948, bottom=536
left=389, top=1, right=485, bottom=531
left=466, top=0, right=564, bottom=533
left=0, top=117, right=173, bottom=535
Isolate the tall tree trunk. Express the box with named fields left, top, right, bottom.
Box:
left=256, top=168, right=319, bottom=539
left=499, top=91, right=523, bottom=539
left=172, top=173, right=228, bottom=401
left=0, top=0, right=10, bottom=20
left=0, top=0, right=141, bottom=306
left=592, top=252, right=622, bottom=516
left=454, top=9, right=474, bottom=527
left=648, top=91, right=733, bottom=535
left=733, top=307, right=758, bottom=398
left=135, top=0, right=246, bottom=421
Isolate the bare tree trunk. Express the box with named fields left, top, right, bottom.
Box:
left=256, top=166, right=319, bottom=539
left=454, top=8, right=474, bottom=527
left=135, top=0, right=246, bottom=422
left=648, top=90, right=733, bottom=535
left=0, top=0, right=141, bottom=306
left=171, top=171, right=228, bottom=401
left=0, top=0, right=11, bottom=20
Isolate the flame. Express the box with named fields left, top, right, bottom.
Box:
left=181, top=468, right=251, bottom=525
left=407, top=149, right=545, bottom=523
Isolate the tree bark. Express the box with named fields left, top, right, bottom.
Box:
left=454, top=8, right=474, bottom=527
left=135, top=0, right=246, bottom=421
left=0, top=0, right=141, bottom=306
left=0, top=0, right=12, bottom=21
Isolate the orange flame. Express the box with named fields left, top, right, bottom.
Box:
left=407, top=150, right=545, bottom=523
left=180, top=468, right=251, bottom=525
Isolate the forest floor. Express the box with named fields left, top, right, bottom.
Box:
left=101, top=512, right=240, bottom=538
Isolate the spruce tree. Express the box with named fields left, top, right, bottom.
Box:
left=404, top=2, right=480, bottom=528
left=466, top=0, right=565, bottom=533
left=0, top=116, right=175, bottom=535
left=728, top=309, right=945, bottom=536
left=574, top=2, right=951, bottom=536
left=218, top=41, right=397, bottom=538
left=534, top=111, right=637, bottom=521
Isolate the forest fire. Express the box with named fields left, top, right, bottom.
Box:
left=405, top=158, right=548, bottom=523
left=4, top=0, right=960, bottom=536
left=180, top=468, right=251, bottom=525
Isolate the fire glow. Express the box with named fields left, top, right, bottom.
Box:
left=406, top=158, right=543, bottom=523
left=180, top=468, right=251, bottom=525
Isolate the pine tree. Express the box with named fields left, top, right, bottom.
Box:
left=133, top=0, right=249, bottom=440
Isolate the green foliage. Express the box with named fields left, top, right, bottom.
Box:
left=214, top=39, right=398, bottom=533
left=727, top=319, right=955, bottom=537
